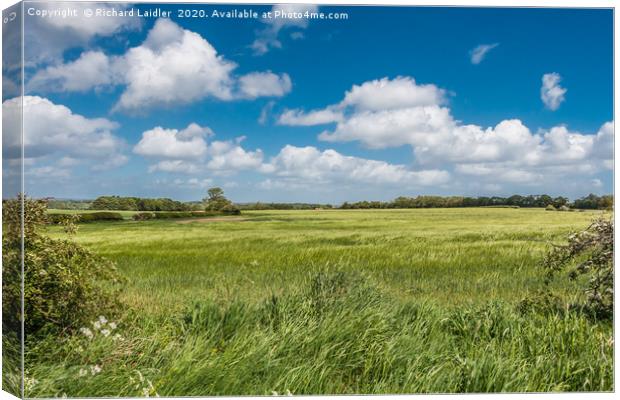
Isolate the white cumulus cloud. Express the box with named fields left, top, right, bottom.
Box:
left=134, top=124, right=267, bottom=175
left=29, top=51, right=120, bottom=92
left=262, top=145, right=450, bottom=187
left=206, top=139, right=265, bottom=172
left=2, top=96, right=127, bottom=174
left=24, top=3, right=140, bottom=65
left=279, top=76, right=612, bottom=191
left=28, top=18, right=293, bottom=113
left=115, top=18, right=237, bottom=112
left=341, top=76, right=446, bottom=111
left=133, top=123, right=211, bottom=159
left=238, top=71, right=292, bottom=99
left=541, top=72, right=567, bottom=111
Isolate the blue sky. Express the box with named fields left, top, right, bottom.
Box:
left=3, top=3, right=613, bottom=203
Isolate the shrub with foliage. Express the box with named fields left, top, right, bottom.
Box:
left=60, top=214, right=80, bottom=235
left=48, top=212, right=124, bottom=224
left=89, top=195, right=194, bottom=211
left=220, top=204, right=241, bottom=215
left=543, top=218, right=613, bottom=319
left=133, top=212, right=156, bottom=221
left=2, top=196, right=122, bottom=336
left=154, top=212, right=193, bottom=219
left=203, top=187, right=233, bottom=211
left=131, top=211, right=228, bottom=220
left=78, top=212, right=124, bottom=222
left=545, top=204, right=556, bottom=211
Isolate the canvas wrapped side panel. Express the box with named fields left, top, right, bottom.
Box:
left=2, top=2, right=24, bottom=398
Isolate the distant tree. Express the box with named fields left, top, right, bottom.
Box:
left=203, top=187, right=232, bottom=211
left=538, top=194, right=554, bottom=207
left=553, top=196, right=569, bottom=208
left=599, top=195, right=614, bottom=211
left=574, top=194, right=597, bottom=209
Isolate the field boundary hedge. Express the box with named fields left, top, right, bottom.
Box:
left=135, top=211, right=238, bottom=220
left=47, top=212, right=124, bottom=224
left=47, top=210, right=244, bottom=223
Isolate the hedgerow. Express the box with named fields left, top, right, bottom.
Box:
left=2, top=196, right=123, bottom=336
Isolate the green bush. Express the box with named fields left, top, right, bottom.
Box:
left=46, top=213, right=68, bottom=224
left=544, top=218, right=613, bottom=319
left=154, top=212, right=193, bottom=219
left=558, top=205, right=570, bottom=212
left=220, top=204, right=241, bottom=215
left=133, top=211, right=227, bottom=220
left=49, top=212, right=124, bottom=223
left=2, top=196, right=122, bottom=336
left=133, top=212, right=156, bottom=221
left=78, top=212, right=124, bottom=222
left=517, top=292, right=565, bottom=316
left=545, top=204, right=556, bottom=211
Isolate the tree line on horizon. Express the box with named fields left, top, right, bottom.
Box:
left=340, top=193, right=613, bottom=210
left=45, top=191, right=613, bottom=211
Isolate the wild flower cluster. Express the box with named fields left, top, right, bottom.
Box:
left=130, top=370, right=159, bottom=397
left=74, top=315, right=124, bottom=381
left=24, top=375, right=38, bottom=393
left=78, top=365, right=102, bottom=377
left=271, top=389, right=293, bottom=396
left=79, top=315, right=121, bottom=341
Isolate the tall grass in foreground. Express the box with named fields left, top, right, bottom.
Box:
left=26, top=270, right=612, bottom=396
left=26, top=208, right=612, bottom=396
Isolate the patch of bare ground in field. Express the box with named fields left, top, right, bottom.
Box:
left=176, top=217, right=249, bottom=224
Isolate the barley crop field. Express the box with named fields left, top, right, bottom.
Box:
left=27, top=208, right=613, bottom=396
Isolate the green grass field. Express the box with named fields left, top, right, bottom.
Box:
left=26, top=208, right=613, bottom=396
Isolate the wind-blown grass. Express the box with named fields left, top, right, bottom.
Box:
left=26, top=208, right=612, bottom=396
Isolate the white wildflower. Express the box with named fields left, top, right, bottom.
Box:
left=79, top=327, right=93, bottom=339
left=109, top=322, right=117, bottom=330
left=78, top=368, right=88, bottom=377
left=100, top=329, right=111, bottom=337
left=92, top=320, right=102, bottom=330
left=24, top=376, right=38, bottom=390
left=113, top=334, right=122, bottom=341
left=98, top=315, right=108, bottom=325
left=90, top=365, right=102, bottom=375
